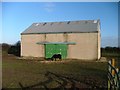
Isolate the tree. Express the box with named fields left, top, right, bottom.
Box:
left=8, top=41, right=21, bottom=56
left=2, top=43, right=11, bottom=52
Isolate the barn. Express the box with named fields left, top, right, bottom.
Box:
left=21, top=20, right=101, bottom=60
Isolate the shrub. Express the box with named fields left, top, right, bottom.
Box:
left=8, top=41, right=21, bottom=56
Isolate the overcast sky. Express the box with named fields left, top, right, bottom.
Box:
left=1, top=2, right=119, bottom=47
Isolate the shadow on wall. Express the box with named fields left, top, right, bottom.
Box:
left=8, top=41, right=21, bottom=57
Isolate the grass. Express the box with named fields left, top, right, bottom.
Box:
left=2, top=52, right=107, bottom=89
left=102, top=52, right=120, bottom=58
left=102, top=52, right=120, bottom=68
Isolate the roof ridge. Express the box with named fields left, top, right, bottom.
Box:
left=34, top=19, right=100, bottom=24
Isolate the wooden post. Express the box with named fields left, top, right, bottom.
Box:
left=112, top=58, right=115, bottom=76
left=116, top=68, right=119, bottom=73
left=108, top=60, right=111, bottom=72
left=108, top=60, right=111, bottom=90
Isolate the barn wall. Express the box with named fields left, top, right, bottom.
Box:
left=67, top=33, right=100, bottom=60
left=21, top=34, right=44, bottom=57
left=98, top=31, right=101, bottom=59
left=21, top=32, right=100, bottom=60
left=21, top=33, right=65, bottom=57
left=46, top=34, right=65, bottom=42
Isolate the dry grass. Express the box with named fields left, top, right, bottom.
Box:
left=2, top=53, right=107, bottom=89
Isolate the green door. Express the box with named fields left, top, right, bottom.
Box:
left=45, top=44, right=67, bottom=59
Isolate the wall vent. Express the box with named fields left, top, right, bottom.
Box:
left=93, top=20, right=97, bottom=23
left=35, top=23, right=39, bottom=26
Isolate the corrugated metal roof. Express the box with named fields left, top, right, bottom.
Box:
left=21, top=20, right=100, bottom=34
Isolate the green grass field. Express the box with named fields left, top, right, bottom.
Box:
left=2, top=52, right=107, bottom=89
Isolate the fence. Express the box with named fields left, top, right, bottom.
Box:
left=108, top=59, right=120, bottom=89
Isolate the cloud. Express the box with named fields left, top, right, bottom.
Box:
left=44, top=2, right=55, bottom=12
